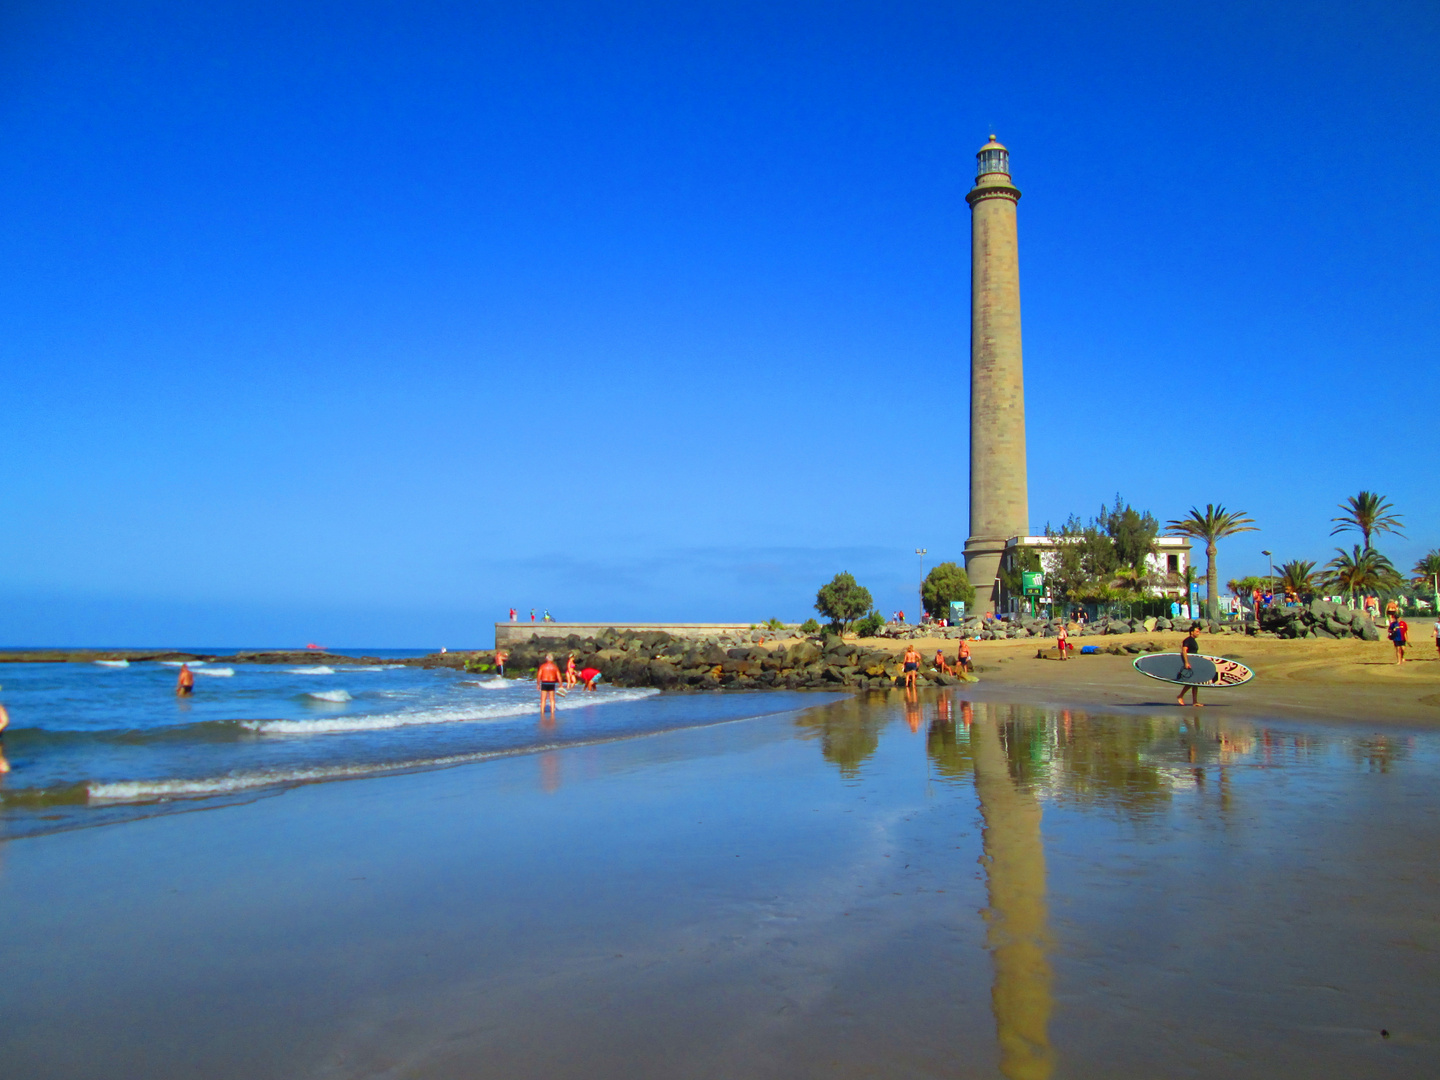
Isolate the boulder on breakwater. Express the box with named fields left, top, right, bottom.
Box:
left=454, top=628, right=972, bottom=692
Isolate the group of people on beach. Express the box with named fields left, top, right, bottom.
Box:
left=534, top=652, right=602, bottom=717
left=898, top=642, right=973, bottom=688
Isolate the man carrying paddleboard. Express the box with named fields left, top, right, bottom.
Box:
left=1178, top=624, right=1204, bottom=707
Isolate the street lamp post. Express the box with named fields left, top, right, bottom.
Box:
left=1262, top=550, right=1273, bottom=612
left=915, top=548, right=927, bottom=624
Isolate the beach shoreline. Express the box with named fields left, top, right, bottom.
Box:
left=1, top=688, right=1435, bottom=1079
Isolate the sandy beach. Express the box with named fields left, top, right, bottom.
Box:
left=861, top=628, right=1440, bottom=725
left=1, top=660, right=1437, bottom=1078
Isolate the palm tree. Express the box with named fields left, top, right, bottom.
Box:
left=1165, top=504, right=1258, bottom=621
left=1414, top=549, right=1440, bottom=608
left=1325, top=545, right=1401, bottom=602
left=1413, top=549, right=1440, bottom=585
left=1331, top=491, right=1405, bottom=549
left=1276, top=559, right=1320, bottom=601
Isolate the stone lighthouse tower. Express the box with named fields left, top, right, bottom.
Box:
left=963, top=135, right=1028, bottom=613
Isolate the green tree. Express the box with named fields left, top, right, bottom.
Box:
left=1165, top=504, right=1258, bottom=622
left=799, top=618, right=821, bottom=635
left=1044, top=516, right=1089, bottom=602
left=1276, top=559, right=1320, bottom=599
left=1324, top=545, right=1401, bottom=601
left=997, top=549, right=1040, bottom=606
left=1411, top=549, right=1440, bottom=585
left=1103, top=494, right=1160, bottom=573
left=922, top=562, right=977, bottom=620
left=814, top=572, right=873, bottom=633
left=1331, top=491, right=1404, bottom=550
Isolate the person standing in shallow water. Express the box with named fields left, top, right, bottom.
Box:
left=1177, top=624, right=1205, bottom=707
left=0, top=691, right=10, bottom=773
left=176, top=664, right=195, bottom=697
left=537, top=653, right=561, bottom=718
left=902, top=643, right=921, bottom=689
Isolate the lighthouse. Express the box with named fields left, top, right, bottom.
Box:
left=963, top=135, right=1029, bottom=614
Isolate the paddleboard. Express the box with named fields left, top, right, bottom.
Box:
left=1133, top=652, right=1254, bottom=688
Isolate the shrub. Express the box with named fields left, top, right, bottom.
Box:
left=854, top=610, right=886, bottom=637
left=764, top=617, right=786, bottom=630
left=815, top=572, right=873, bottom=633
left=800, top=618, right=821, bottom=634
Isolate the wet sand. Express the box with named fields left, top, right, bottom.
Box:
left=1, top=687, right=1437, bottom=1078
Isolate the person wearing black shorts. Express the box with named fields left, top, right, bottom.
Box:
left=1178, top=623, right=1204, bottom=707
left=536, top=653, right=562, bottom=719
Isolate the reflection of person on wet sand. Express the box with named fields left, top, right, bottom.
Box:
left=536, top=653, right=561, bottom=718
left=176, top=664, right=195, bottom=697
left=904, top=687, right=921, bottom=732
left=1178, top=624, right=1204, bottom=707
left=902, top=644, right=921, bottom=688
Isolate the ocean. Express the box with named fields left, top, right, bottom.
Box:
left=0, top=650, right=833, bottom=838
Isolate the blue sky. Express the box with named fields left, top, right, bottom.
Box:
left=3, top=0, right=1437, bottom=646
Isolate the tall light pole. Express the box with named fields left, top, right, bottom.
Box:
left=916, top=548, right=927, bottom=624
left=1262, top=550, right=1273, bottom=611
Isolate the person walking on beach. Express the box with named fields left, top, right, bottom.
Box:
left=564, top=652, right=577, bottom=688
left=0, top=691, right=10, bottom=774
left=537, top=653, right=561, bottom=717
left=1389, top=615, right=1409, bottom=664
left=956, top=639, right=973, bottom=675
left=1177, top=624, right=1205, bottom=707
left=902, top=643, right=921, bottom=689
left=1056, top=621, right=1069, bottom=660
left=176, top=664, right=195, bottom=697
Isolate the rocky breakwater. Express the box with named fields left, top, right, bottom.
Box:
left=1257, top=599, right=1381, bottom=641
left=461, top=628, right=971, bottom=691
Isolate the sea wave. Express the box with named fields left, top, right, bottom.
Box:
left=245, top=687, right=659, bottom=735
left=289, top=665, right=336, bottom=675
left=159, top=660, right=208, bottom=667
left=196, top=667, right=234, bottom=677
left=86, top=744, right=567, bottom=803
left=305, top=689, right=352, bottom=703
left=94, top=659, right=130, bottom=668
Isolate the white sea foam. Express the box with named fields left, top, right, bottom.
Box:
left=476, top=677, right=511, bottom=689
left=94, top=659, right=130, bottom=668
left=196, top=667, right=234, bottom=677
left=88, top=745, right=553, bottom=803
left=305, top=689, right=352, bottom=702
left=159, top=660, right=208, bottom=667
left=289, top=665, right=336, bottom=675
left=244, top=687, right=660, bottom=735
left=87, top=719, right=675, bottom=804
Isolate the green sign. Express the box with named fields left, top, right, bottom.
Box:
left=1022, top=571, right=1044, bottom=596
